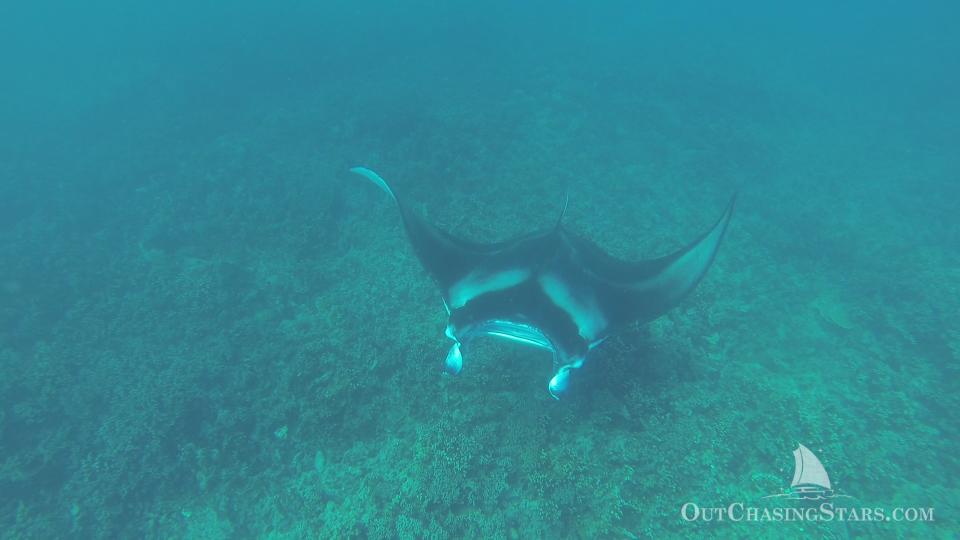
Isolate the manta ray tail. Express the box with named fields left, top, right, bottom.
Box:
left=555, top=191, right=570, bottom=229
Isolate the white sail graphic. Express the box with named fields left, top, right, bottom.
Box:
left=762, top=443, right=847, bottom=500
left=790, top=444, right=831, bottom=489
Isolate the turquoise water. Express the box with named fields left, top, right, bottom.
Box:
left=1, top=2, right=957, bottom=538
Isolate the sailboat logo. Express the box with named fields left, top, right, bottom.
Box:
left=764, top=444, right=850, bottom=501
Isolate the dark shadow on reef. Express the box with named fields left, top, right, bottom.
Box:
left=556, top=326, right=696, bottom=412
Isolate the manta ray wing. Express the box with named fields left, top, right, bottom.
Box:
left=350, top=167, right=555, bottom=307
left=560, top=195, right=736, bottom=332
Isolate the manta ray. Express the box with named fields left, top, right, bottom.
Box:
left=351, top=167, right=735, bottom=398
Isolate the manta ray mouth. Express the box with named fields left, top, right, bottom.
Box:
left=444, top=318, right=555, bottom=370
left=457, top=319, right=555, bottom=350
left=444, top=318, right=589, bottom=400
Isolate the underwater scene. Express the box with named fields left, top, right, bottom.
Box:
left=1, top=1, right=957, bottom=538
